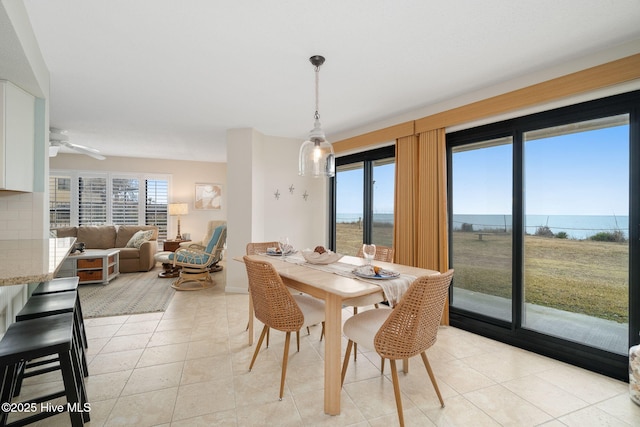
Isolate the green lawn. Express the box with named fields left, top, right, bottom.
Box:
left=337, top=223, right=629, bottom=323
left=452, top=231, right=629, bottom=323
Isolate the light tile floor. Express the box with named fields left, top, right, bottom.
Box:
left=14, top=284, right=640, bottom=426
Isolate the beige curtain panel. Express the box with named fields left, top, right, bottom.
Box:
left=394, top=129, right=450, bottom=323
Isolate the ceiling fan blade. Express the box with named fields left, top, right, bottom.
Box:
left=48, top=130, right=106, bottom=160
left=60, top=141, right=106, bottom=160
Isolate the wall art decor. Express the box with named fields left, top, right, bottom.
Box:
left=194, top=183, right=222, bottom=210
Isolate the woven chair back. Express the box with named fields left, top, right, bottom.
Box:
left=356, top=245, right=394, bottom=262
left=246, top=241, right=279, bottom=255
left=374, top=269, right=454, bottom=360
left=243, top=256, right=304, bottom=332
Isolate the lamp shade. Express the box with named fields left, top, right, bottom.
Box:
left=168, top=203, right=188, bottom=216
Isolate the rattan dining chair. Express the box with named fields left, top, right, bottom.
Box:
left=245, top=242, right=279, bottom=333
left=343, top=244, right=395, bottom=361
left=341, top=269, right=454, bottom=427
left=243, top=256, right=325, bottom=400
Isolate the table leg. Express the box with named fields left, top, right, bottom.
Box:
left=324, top=293, right=342, bottom=415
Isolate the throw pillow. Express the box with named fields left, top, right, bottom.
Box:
left=125, top=230, right=154, bottom=249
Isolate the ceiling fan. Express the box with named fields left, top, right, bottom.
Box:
left=49, top=128, right=106, bottom=160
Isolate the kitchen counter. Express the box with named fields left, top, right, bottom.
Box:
left=0, top=238, right=75, bottom=286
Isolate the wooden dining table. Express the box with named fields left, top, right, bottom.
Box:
left=236, top=253, right=440, bottom=416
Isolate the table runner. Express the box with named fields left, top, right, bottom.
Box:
left=271, top=253, right=416, bottom=307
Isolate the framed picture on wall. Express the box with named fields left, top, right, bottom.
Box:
left=194, top=183, right=222, bottom=210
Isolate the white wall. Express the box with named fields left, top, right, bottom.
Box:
left=49, top=154, right=227, bottom=243
left=225, top=128, right=327, bottom=293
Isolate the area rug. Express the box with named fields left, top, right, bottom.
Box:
left=77, top=270, right=176, bottom=318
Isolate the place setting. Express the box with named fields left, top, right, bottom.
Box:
left=261, top=237, right=297, bottom=258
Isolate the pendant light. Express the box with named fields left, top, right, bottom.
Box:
left=299, top=55, right=335, bottom=177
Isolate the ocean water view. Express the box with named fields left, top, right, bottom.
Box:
left=453, top=214, right=629, bottom=240
left=337, top=213, right=394, bottom=224
left=337, top=213, right=629, bottom=240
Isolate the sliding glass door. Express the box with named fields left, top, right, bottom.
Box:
left=522, top=115, right=629, bottom=355
left=448, top=90, right=640, bottom=380
left=451, top=137, right=513, bottom=321
left=331, top=146, right=395, bottom=255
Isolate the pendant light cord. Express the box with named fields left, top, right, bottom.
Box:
left=314, top=65, right=320, bottom=120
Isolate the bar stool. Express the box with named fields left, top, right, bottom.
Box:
left=12, top=291, right=88, bottom=398
left=30, top=277, right=87, bottom=349
left=32, top=277, right=79, bottom=295
left=0, top=313, right=89, bottom=427
left=17, top=291, right=88, bottom=354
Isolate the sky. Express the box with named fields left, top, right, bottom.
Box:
left=336, top=163, right=395, bottom=214
left=452, top=124, right=629, bottom=216
left=336, top=122, right=630, bottom=217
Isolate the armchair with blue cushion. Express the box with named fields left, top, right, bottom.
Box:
left=169, top=224, right=226, bottom=290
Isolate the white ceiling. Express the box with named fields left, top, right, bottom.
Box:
left=15, top=0, right=640, bottom=162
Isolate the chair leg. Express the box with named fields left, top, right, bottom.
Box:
left=341, top=340, right=353, bottom=387
left=246, top=296, right=253, bottom=331
left=280, top=332, right=291, bottom=400
left=353, top=307, right=358, bottom=361
left=296, top=331, right=300, bottom=352
left=266, top=327, right=270, bottom=348
left=389, top=359, right=405, bottom=427
left=249, top=325, right=269, bottom=371
left=0, top=365, right=17, bottom=425
left=320, top=322, right=325, bottom=341
left=420, top=352, right=444, bottom=407
left=381, top=357, right=385, bottom=374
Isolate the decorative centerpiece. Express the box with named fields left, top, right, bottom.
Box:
left=301, top=246, right=342, bottom=264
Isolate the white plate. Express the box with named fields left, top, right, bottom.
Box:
left=353, top=270, right=400, bottom=280
left=265, top=250, right=295, bottom=256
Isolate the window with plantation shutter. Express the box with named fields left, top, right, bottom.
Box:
left=112, top=177, right=139, bottom=225
left=50, top=171, right=170, bottom=232
left=78, top=176, right=107, bottom=225
left=145, top=179, right=168, bottom=241
left=49, top=175, right=72, bottom=228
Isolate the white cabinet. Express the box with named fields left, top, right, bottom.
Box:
left=0, top=80, right=34, bottom=192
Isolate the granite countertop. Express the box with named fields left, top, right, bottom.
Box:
left=0, top=238, right=75, bottom=286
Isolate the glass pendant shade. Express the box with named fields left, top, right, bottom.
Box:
left=299, top=55, right=335, bottom=178
left=299, top=117, right=335, bottom=177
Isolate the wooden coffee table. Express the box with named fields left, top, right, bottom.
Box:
left=57, top=249, right=120, bottom=284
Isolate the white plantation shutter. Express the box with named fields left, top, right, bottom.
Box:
left=49, top=175, right=72, bottom=228
left=145, top=179, right=168, bottom=241
left=50, top=171, right=170, bottom=230
left=78, top=176, right=107, bottom=225
left=112, top=177, right=139, bottom=224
